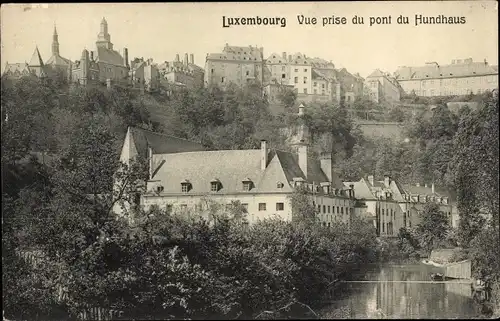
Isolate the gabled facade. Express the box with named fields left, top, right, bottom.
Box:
left=345, top=175, right=404, bottom=237
left=399, top=182, right=456, bottom=228
left=346, top=175, right=455, bottom=237
left=365, top=69, right=401, bottom=103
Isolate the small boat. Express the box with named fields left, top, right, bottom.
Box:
left=430, top=273, right=445, bottom=281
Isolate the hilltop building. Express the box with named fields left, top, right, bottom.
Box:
left=129, top=58, right=160, bottom=92
left=394, top=59, right=499, bottom=97
left=263, top=51, right=364, bottom=106
left=3, top=47, right=49, bottom=80
left=365, top=69, right=402, bottom=103
left=3, top=26, right=72, bottom=82
left=71, top=18, right=129, bottom=86
left=158, top=53, right=204, bottom=90
left=204, top=44, right=264, bottom=88
left=116, top=106, right=356, bottom=226
left=45, top=25, right=72, bottom=81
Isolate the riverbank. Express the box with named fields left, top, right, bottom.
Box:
left=317, top=263, right=482, bottom=319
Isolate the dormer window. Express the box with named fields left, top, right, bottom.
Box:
left=210, top=179, right=221, bottom=192
left=277, top=182, right=284, bottom=189
left=242, top=178, right=254, bottom=191
left=181, top=179, right=192, bottom=193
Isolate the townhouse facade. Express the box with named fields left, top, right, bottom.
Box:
left=346, top=175, right=455, bottom=237
left=158, top=53, right=205, bottom=90
left=129, top=58, right=161, bottom=92
left=365, top=69, right=402, bottom=103
left=394, top=58, right=499, bottom=97
left=204, top=44, right=264, bottom=88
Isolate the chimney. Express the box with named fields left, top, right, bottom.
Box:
left=484, top=58, right=488, bottom=65
left=384, top=175, right=390, bottom=188
left=298, top=103, right=305, bottom=116
left=298, top=145, right=308, bottom=179
left=288, top=54, right=292, bottom=61
left=282, top=52, right=287, bottom=60
left=319, top=152, right=333, bottom=182
left=190, top=53, right=194, bottom=64
left=148, top=146, right=153, bottom=179
left=368, top=175, right=374, bottom=186
left=431, top=183, right=435, bottom=194
left=349, top=184, right=355, bottom=199
left=184, top=53, right=188, bottom=66
left=175, top=54, right=180, bottom=62
left=260, top=140, right=267, bottom=171
left=124, top=48, right=129, bottom=68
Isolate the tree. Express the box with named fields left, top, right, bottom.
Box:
left=415, top=203, right=450, bottom=251
left=276, top=86, right=297, bottom=110
left=288, top=186, right=318, bottom=226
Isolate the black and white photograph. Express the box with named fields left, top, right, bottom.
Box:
left=1, top=1, right=499, bottom=320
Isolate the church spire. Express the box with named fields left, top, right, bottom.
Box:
left=52, top=23, right=59, bottom=56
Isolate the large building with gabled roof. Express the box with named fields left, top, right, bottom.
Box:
left=394, top=58, right=498, bottom=97
left=117, top=107, right=356, bottom=225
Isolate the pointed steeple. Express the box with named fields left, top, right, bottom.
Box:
left=29, top=46, right=44, bottom=67
left=52, top=23, right=60, bottom=56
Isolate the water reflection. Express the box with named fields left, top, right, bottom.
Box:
left=320, top=264, right=478, bottom=319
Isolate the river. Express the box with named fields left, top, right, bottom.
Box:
left=319, top=264, right=481, bottom=319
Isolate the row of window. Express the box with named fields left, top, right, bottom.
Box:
left=178, top=181, right=285, bottom=193
left=313, top=82, right=326, bottom=88
left=317, top=204, right=352, bottom=215
left=173, top=202, right=285, bottom=212
left=293, top=68, right=308, bottom=72
left=293, top=76, right=308, bottom=84
left=258, top=202, right=284, bottom=211
left=313, top=89, right=326, bottom=95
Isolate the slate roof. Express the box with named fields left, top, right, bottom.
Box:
left=46, top=54, right=72, bottom=66
left=394, top=62, right=498, bottom=80
left=149, top=147, right=343, bottom=195
left=29, top=47, right=44, bottom=67
left=343, top=180, right=374, bottom=200
left=266, top=52, right=287, bottom=64
left=96, top=47, right=124, bottom=66
left=129, top=127, right=205, bottom=159
left=366, top=69, right=385, bottom=78
left=152, top=150, right=266, bottom=194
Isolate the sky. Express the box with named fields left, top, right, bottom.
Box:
left=1, top=1, right=498, bottom=78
